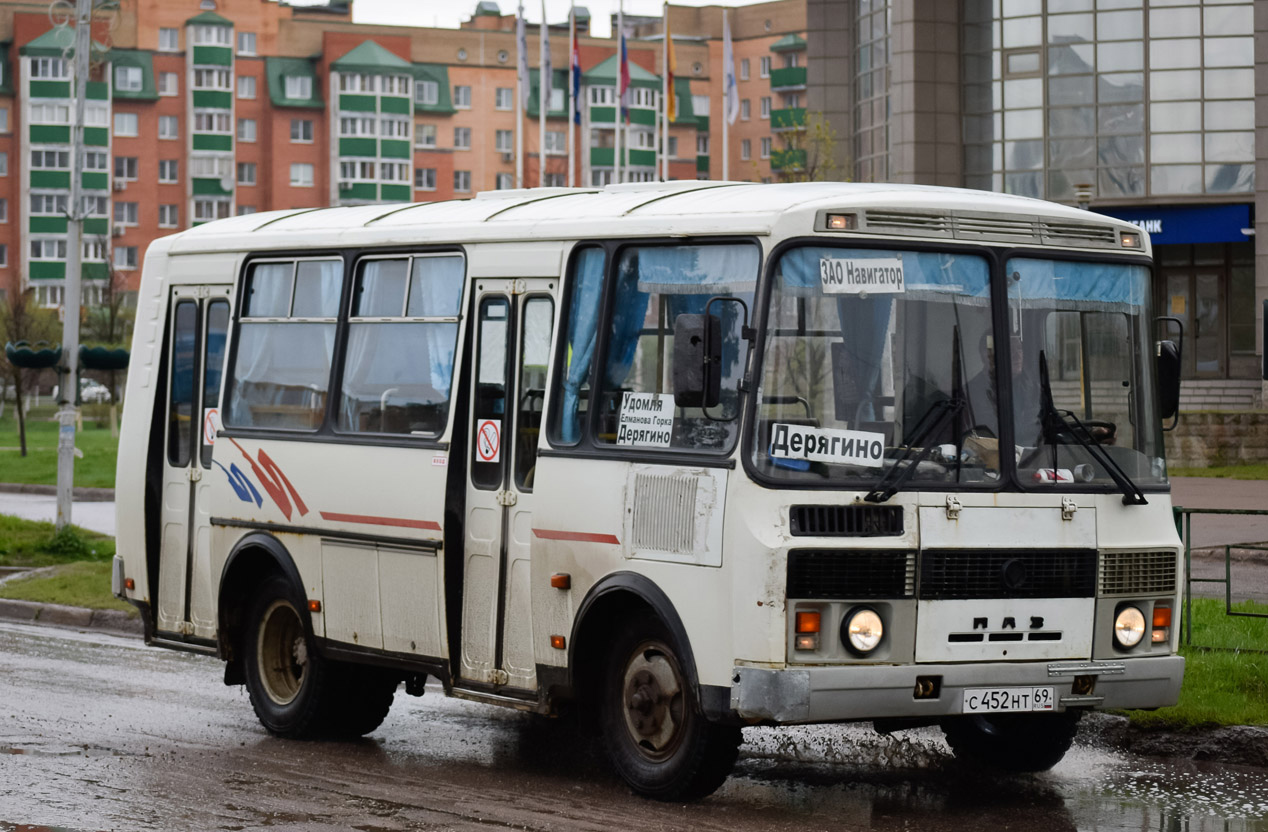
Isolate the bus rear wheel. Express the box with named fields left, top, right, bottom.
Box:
left=940, top=710, right=1082, bottom=772
left=599, top=611, right=741, bottom=801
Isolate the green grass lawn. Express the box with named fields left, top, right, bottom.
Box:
left=0, top=405, right=120, bottom=488
left=1170, top=463, right=1268, bottom=480
left=0, top=560, right=134, bottom=614
left=0, top=513, right=115, bottom=567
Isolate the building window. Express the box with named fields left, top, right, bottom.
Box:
left=193, top=68, right=231, bottom=91
left=158, top=28, right=179, bottom=51
left=632, top=129, right=656, bottom=149
left=237, top=31, right=256, bottom=56
left=84, top=150, right=107, bottom=170
left=290, top=162, right=314, bottom=187
left=194, top=112, right=232, bottom=133
left=667, top=136, right=679, bottom=158
left=544, top=172, right=565, bottom=187
left=382, top=75, right=410, bottom=96
left=237, top=76, right=256, bottom=99
left=339, top=73, right=376, bottom=93
left=0, top=198, right=7, bottom=222
left=0, top=245, right=7, bottom=267
left=495, top=129, right=513, bottom=153
left=454, top=170, right=471, bottom=192
left=285, top=76, right=312, bottom=100
left=697, top=135, right=710, bottom=155
left=30, top=149, right=70, bottom=169
left=31, top=193, right=69, bottom=215
left=31, top=58, right=68, bottom=78
left=0, top=108, right=9, bottom=132
left=158, top=204, right=179, bottom=228
left=784, top=92, right=800, bottom=108
left=30, top=239, right=68, bottom=260
left=158, top=160, right=179, bottom=183
left=290, top=119, right=313, bottom=142
left=632, top=88, right=656, bottom=109
left=114, top=246, right=138, bottom=269
left=114, top=112, right=138, bottom=136
left=760, top=96, right=771, bottom=119
left=115, top=66, right=142, bottom=92
left=158, top=115, right=179, bottom=139
left=741, top=99, right=750, bottom=121
left=454, top=126, right=471, bottom=149
left=237, top=118, right=257, bottom=142
left=590, top=87, right=614, bottom=105
left=759, top=56, right=771, bottom=78
left=453, top=85, right=472, bottom=108
left=415, top=123, right=437, bottom=148
left=235, top=162, right=255, bottom=186
left=415, top=80, right=439, bottom=106
left=380, top=117, right=409, bottom=138
left=113, top=201, right=139, bottom=225
left=192, top=25, right=231, bottom=46
left=0, top=152, right=7, bottom=176
left=84, top=195, right=108, bottom=217
left=159, top=72, right=178, bottom=96
left=496, top=172, right=513, bottom=189
left=30, top=103, right=70, bottom=124
left=591, top=169, right=614, bottom=186
left=495, top=87, right=513, bottom=110
left=193, top=198, right=230, bottom=221
left=190, top=156, right=232, bottom=178
left=760, top=136, right=771, bottom=159
left=237, top=205, right=257, bottom=216
left=550, top=87, right=565, bottom=112
left=114, top=156, right=138, bottom=180
left=339, top=116, right=376, bottom=136
left=415, top=167, right=436, bottom=190
left=740, top=58, right=750, bottom=81
left=380, top=162, right=409, bottom=182
left=545, top=130, right=565, bottom=154
left=741, top=139, right=751, bottom=160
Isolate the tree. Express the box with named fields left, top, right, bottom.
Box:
left=0, top=288, right=61, bottom=457
left=775, top=111, right=846, bottom=183
left=79, top=246, right=135, bottom=405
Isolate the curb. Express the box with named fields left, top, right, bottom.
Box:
left=0, top=483, right=116, bottom=502
left=0, top=597, right=142, bottom=637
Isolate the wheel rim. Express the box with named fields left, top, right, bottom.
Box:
left=257, top=599, right=307, bottom=706
left=620, top=639, right=687, bottom=762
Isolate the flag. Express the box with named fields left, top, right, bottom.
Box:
left=618, top=24, right=630, bottom=124
left=517, top=4, right=529, bottom=111
left=540, top=1, right=552, bottom=113
left=571, top=6, right=581, bottom=125
left=665, top=7, right=677, bottom=122
left=722, top=14, right=738, bottom=125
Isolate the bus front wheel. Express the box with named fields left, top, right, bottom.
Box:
left=940, top=710, right=1082, bottom=772
left=599, top=611, right=741, bottom=801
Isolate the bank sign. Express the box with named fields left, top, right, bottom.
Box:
left=1096, top=203, right=1251, bottom=246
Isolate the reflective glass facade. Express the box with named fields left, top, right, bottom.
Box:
left=854, top=0, right=891, bottom=182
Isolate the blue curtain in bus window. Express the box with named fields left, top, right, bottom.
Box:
left=559, top=248, right=605, bottom=444
left=408, top=255, right=465, bottom=391
left=778, top=248, right=990, bottom=302
left=1007, top=258, right=1147, bottom=311
left=633, top=245, right=760, bottom=294
left=835, top=296, right=892, bottom=422
left=603, top=254, right=651, bottom=388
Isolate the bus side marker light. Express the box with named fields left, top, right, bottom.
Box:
left=124, top=578, right=134, bottom=590
left=1152, top=607, right=1171, bottom=642
left=309, top=600, right=322, bottom=613
left=550, top=573, right=571, bottom=589
left=1120, top=231, right=1142, bottom=249
left=795, top=634, right=819, bottom=651
left=550, top=635, right=566, bottom=649
left=826, top=213, right=857, bottom=230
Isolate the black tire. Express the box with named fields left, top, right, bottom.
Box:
left=329, top=668, right=399, bottom=738
left=243, top=575, right=342, bottom=738
left=941, top=710, right=1082, bottom=772
left=599, top=610, right=741, bottom=801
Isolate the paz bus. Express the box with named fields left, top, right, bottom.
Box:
left=114, top=181, right=1184, bottom=800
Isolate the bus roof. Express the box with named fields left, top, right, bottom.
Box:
left=163, top=181, right=1150, bottom=256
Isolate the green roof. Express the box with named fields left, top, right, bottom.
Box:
left=770, top=33, right=807, bottom=53
left=527, top=68, right=569, bottom=118
left=332, top=40, right=411, bottom=74
left=266, top=56, right=324, bottom=108
left=186, top=10, right=233, bottom=27
left=411, top=63, right=456, bottom=114
left=474, top=1, right=501, bottom=16
left=110, top=49, right=157, bottom=100
left=583, top=54, right=659, bottom=89
left=0, top=43, right=11, bottom=96
left=20, top=27, right=108, bottom=58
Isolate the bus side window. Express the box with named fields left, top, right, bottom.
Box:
left=168, top=300, right=199, bottom=467
left=515, top=296, right=554, bottom=490
left=549, top=246, right=606, bottom=446
left=200, top=299, right=230, bottom=468
left=472, top=297, right=509, bottom=489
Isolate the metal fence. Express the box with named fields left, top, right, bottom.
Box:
left=1174, top=506, right=1268, bottom=646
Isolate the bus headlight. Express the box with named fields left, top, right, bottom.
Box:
left=1114, top=605, right=1146, bottom=649
left=842, top=607, right=884, bottom=655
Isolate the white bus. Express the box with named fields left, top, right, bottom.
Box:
left=114, top=182, right=1184, bottom=800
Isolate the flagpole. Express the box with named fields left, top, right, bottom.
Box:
left=568, top=2, right=576, bottom=188
left=615, top=2, right=623, bottom=184
left=721, top=8, right=729, bottom=182
left=539, top=1, right=547, bottom=187
left=661, top=3, right=668, bottom=181
left=516, top=3, right=526, bottom=188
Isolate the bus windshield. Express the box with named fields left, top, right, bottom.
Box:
left=751, top=246, right=1000, bottom=487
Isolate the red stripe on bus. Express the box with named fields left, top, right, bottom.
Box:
left=320, top=512, right=442, bottom=531
left=532, top=529, right=621, bottom=545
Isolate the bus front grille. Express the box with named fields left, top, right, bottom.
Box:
left=1098, top=550, right=1177, bottom=596
left=786, top=549, right=915, bottom=599
left=789, top=504, right=904, bottom=537
left=918, top=549, right=1096, bottom=600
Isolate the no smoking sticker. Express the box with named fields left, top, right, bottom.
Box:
left=476, top=419, right=501, bottom=463
left=203, top=408, right=222, bottom=446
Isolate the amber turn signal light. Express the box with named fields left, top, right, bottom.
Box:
left=550, top=635, right=566, bottom=649
left=795, top=611, right=821, bottom=634
left=308, top=600, right=322, bottom=613
left=550, top=573, right=571, bottom=589
left=124, top=578, right=135, bottom=590
left=1153, top=607, right=1172, bottom=628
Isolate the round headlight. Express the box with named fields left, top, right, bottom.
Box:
left=843, top=607, right=884, bottom=654
left=1114, top=605, right=1146, bottom=649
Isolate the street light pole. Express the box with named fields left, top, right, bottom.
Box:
left=55, top=0, right=92, bottom=530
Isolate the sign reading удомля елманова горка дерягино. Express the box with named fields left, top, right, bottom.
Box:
left=769, top=423, right=886, bottom=467
left=618, top=391, right=674, bottom=447
left=819, top=256, right=906, bottom=294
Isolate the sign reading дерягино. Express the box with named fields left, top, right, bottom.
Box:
left=819, top=256, right=906, bottom=294
left=769, top=423, right=886, bottom=467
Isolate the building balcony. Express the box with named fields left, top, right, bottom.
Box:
left=770, top=148, right=806, bottom=171
left=771, top=107, right=806, bottom=132
left=769, top=66, right=806, bottom=90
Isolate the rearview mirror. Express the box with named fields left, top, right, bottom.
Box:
left=1157, top=339, right=1181, bottom=424
left=673, top=313, right=721, bottom=408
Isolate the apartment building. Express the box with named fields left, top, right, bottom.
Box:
left=0, top=0, right=808, bottom=305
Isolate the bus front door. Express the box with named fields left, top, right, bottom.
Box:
left=461, top=280, right=557, bottom=690
left=155, top=287, right=231, bottom=639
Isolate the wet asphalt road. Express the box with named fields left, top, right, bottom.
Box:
left=0, top=621, right=1266, bottom=832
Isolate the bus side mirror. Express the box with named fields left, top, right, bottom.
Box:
left=1157, top=339, right=1181, bottom=424
left=673, top=313, right=721, bottom=409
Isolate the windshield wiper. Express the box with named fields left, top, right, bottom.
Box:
left=1037, top=351, right=1147, bottom=506
left=864, top=397, right=964, bottom=503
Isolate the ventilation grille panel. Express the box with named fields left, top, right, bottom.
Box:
left=858, top=209, right=1125, bottom=250
left=1041, top=220, right=1119, bottom=248
left=789, top=504, right=904, bottom=537
left=1099, top=550, right=1177, bottom=596
left=919, top=549, right=1096, bottom=600
left=631, top=472, right=699, bottom=555
left=864, top=210, right=953, bottom=236
left=787, top=549, right=915, bottom=599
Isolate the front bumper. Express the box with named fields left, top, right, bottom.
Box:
left=730, top=655, right=1184, bottom=723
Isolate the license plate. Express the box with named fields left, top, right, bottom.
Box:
left=961, top=687, right=1055, bottom=714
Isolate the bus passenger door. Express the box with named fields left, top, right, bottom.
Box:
left=156, top=287, right=231, bottom=638
left=461, top=280, right=557, bottom=690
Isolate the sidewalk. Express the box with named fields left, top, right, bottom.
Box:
left=0, top=490, right=115, bottom=535
left=1171, top=477, right=1268, bottom=549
